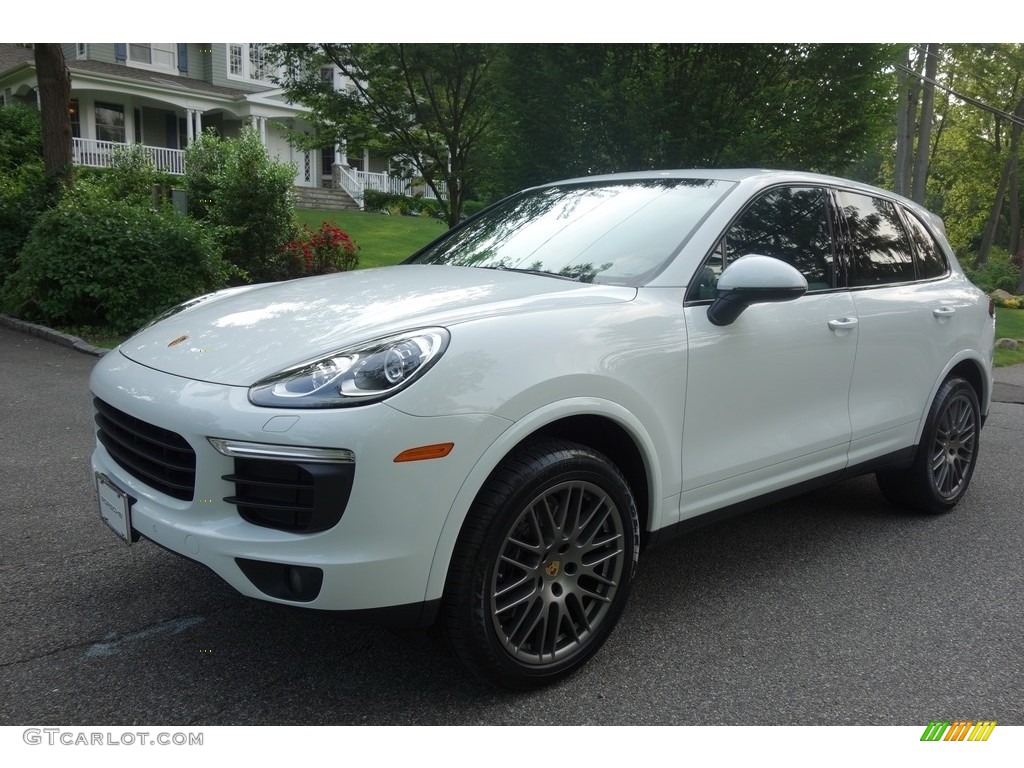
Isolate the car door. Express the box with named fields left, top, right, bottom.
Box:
left=834, top=189, right=960, bottom=463
left=680, top=185, right=858, bottom=519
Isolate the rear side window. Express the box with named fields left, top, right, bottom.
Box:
left=903, top=210, right=949, bottom=280
left=835, top=190, right=915, bottom=287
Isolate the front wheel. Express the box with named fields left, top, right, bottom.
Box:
left=439, top=438, right=640, bottom=689
left=876, top=376, right=981, bottom=514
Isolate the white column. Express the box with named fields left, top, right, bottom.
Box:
left=194, top=110, right=202, bottom=136
left=186, top=109, right=194, bottom=144
left=337, top=140, right=347, bottom=167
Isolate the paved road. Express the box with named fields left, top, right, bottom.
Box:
left=1, top=324, right=1022, bottom=725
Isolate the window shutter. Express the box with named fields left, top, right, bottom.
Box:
left=177, top=44, right=188, bottom=73
left=114, top=43, right=126, bottom=62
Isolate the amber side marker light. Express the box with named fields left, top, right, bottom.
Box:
left=394, top=443, right=455, bottom=462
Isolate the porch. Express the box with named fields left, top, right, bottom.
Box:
left=71, top=138, right=447, bottom=210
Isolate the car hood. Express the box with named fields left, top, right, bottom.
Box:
left=119, top=265, right=636, bottom=385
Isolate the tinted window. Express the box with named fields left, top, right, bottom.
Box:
left=835, top=191, right=915, bottom=287
left=408, top=178, right=734, bottom=286
left=903, top=210, right=949, bottom=280
left=694, top=186, right=834, bottom=299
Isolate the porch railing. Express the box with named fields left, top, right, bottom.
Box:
left=72, top=138, right=185, bottom=175
left=351, top=169, right=447, bottom=202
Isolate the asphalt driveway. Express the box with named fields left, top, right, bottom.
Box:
left=1, top=321, right=1022, bottom=726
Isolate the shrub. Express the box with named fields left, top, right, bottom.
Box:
left=281, top=222, right=360, bottom=276
left=963, top=248, right=1021, bottom=294
left=1, top=182, right=233, bottom=334
left=462, top=199, right=488, bottom=218
left=103, top=143, right=176, bottom=206
left=184, top=128, right=299, bottom=283
left=0, top=159, right=47, bottom=284
left=0, top=105, right=47, bottom=283
left=0, top=104, right=43, bottom=172
left=362, top=188, right=444, bottom=220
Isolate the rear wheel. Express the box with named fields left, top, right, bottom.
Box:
left=439, top=438, right=640, bottom=689
left=876, top=376, right=980, bottom=514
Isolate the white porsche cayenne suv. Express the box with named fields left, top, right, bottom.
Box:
left=90, top=169, right=995, bottom=688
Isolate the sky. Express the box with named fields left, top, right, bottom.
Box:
left=4, top=1, right=1006, bottom=45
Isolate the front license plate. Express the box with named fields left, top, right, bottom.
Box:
left=97, top=473, right=133, bottom=544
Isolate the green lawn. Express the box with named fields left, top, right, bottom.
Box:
left=995, top=307, right=1024, bottom=367
left=296, top=208, right=446, bottom=269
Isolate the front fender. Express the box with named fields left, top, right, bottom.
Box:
left=423, top=396, right=666, bottom=603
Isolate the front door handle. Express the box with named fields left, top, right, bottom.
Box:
left=828, top=317, right=859, bottom=335
left=933, top=306, right=956, bottom=319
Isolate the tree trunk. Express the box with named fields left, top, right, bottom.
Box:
left=893, top=48, right=914, bottom=197
left=977, top=95, right=1024, bottom=269
left=33, top=43, right=73, bottom=194
left=911, top=44, right=940, bottom=203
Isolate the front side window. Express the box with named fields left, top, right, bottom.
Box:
left=835, top=190, right=915, bottom=287
left=95, top=102, right=125, bottom=144
left=408, top=178, right=734, bottom=286
left=694, top=186, right=834, bottom=299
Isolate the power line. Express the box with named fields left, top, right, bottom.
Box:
left=897, top=57, right=1024, bottom=129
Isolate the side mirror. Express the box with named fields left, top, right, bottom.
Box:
left=707, top=254, right=808, bottom=326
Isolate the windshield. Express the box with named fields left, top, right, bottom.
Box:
left=406, top=178, right=734, bottom=286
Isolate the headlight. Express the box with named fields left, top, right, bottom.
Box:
left=248, top=328, right=450, bottom=408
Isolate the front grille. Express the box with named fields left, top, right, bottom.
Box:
left=94, top=398, right=196, bottom=501
left=224, top=457, right=353, bottom=533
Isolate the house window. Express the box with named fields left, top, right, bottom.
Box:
left=95, top=102, right=125, bottom=144
left=69, top=99, right=80, bottom=139
left=134, top=108, right=143, bottom=143
left=227, top=43, right=276, bottom=83
left=320, top=67, right=333, bottom=85
left=249, top=44, right=270, bottom=81
left=128, top=43, right=176, bottom=71
left=76, top=43, right=87, bottom=60
left=229, top=44, right=242, bottom=76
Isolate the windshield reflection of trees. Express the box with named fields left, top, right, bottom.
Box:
left=410, top=178, right=719, bottom=284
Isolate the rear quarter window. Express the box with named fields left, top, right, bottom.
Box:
left=902, top=209, right=950, bottom=280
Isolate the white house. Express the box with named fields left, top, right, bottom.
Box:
left=0, top=43, right=427, bottom=208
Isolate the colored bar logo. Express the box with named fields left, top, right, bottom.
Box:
left=920, top=721, right=997, bottom=741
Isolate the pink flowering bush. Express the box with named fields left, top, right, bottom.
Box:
left=281, top=222, right=360, bottom=277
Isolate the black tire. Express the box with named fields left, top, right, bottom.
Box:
left=438, top=438, right=640, bottom=689
left=876, top=376, right=981, bottom=514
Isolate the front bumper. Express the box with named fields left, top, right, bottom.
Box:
left=89, top=351, right=509, bottom=613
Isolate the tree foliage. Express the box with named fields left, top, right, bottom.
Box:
left=273, top=43, right=499, bottom=227
left=485, top=44, right=897, bottom=196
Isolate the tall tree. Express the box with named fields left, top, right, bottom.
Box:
left=274, top=44, right=498, bottom=227
left=33, top=43, right=73, bottom=194
left=911, top=44, right=940, bottom=203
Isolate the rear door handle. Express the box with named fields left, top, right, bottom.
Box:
left=828, top=317, right=858, bottom=335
